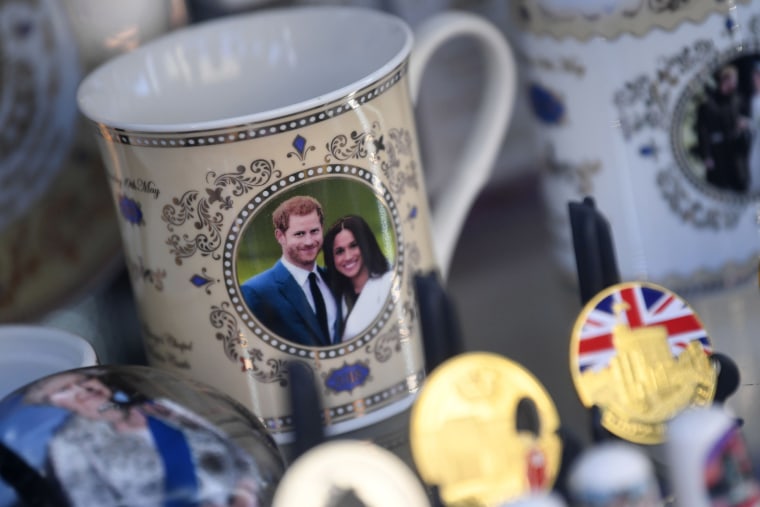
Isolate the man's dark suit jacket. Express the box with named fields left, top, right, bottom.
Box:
left=240, top=260, right=339, bottom=347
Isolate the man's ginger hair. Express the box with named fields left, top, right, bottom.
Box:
left=272, top=195, right=324, bottom=232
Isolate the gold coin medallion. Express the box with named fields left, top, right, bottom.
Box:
left=409, top=352, right=562, bottom=506
left=569, top=281, right=716, bottom=445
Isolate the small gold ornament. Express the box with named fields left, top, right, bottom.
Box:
left=410, top=352, right=562, bottom=506
left=569, top=281, right=716, bottom=445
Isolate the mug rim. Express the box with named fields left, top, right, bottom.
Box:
left=0, top=324, right=98, bottom=368
left=77, top=5, right=414, bottom=133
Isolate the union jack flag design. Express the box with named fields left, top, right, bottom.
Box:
left=574, top=282, right=711, bottom=373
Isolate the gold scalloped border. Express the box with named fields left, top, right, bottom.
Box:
left=660, top=252, right=758, bottom=296
left=514, top=0, right=750, bottom=41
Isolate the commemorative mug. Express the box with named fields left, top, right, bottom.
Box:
left=77, top=6, right=515, bottom=442
left=514, top=0, right=760, bottom=293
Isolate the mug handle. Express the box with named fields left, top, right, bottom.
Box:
left=409, top=12, right=516, bottom=279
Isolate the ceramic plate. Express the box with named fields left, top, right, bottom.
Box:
left=0, top=0, right=121, bottom=322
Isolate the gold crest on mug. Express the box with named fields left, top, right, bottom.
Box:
left=77, top=6, right=516, bottom=440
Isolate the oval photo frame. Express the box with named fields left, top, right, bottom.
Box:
left=228, top=166, right=402, bottom=354
left=672, top=45, right=760, bottom=201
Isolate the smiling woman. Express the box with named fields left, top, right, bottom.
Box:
left=323, top=215, right=394, bottom=343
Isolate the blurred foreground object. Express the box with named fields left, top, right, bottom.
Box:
left=666, top=406, right=760, bottom=507
left=272, top=440, right=430, bottom=507
left=0, top=365, right=285, bottom=506
left=410, top=352, right=562, bottom=506
left=567, top=441, right=662, bottom=507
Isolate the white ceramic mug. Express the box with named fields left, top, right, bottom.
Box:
left=77, top=6, right=515, bottom=442
left=666, top=406, right=760, bottom=507
left=0, top=325, right=98, bottom=400
left=60, top=0, right=187, bottom=72
left=514, top=0, right=760, bottom=293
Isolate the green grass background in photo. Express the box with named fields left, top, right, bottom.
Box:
left=236, top=176, right=397, bottom=284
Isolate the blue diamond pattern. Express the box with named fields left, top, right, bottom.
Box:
left=293, top=135, right=307, bottom=156
left=190, top=274, right=210, bottom=287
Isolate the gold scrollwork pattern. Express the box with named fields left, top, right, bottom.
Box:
left=363, top=243, right=420, bottom=363
left=543, top=147, right=601, bottom=197
left=162, top=159, right=281, bottom=264
left=380, top=128, right=419, bottom=196
left=325, top=121, right=383, bottom=162
left=656, top=169, right=742, bottom=229
left=210, top=301, right=291, bottom=385
left=367, top=323, right=406, bottom=363
left=323, top=122, right=419, bottom=198
left=364, top=282, right=419, bottom=362
left=614, top=39, right=719, bottom=141
left=514, top=0, right=750, bottom=41
left=659, top=252, right=759, bottom=293
left=240, top=348, right=290, bottom=387
left=210, top=302, right=247, bottom=363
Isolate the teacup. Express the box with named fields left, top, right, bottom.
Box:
left=0, top=325, right=97, bottom=400
left=77, top=5, right=515, bottom=441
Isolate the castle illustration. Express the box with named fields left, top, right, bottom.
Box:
left=580, top=317, right=715, bottom=420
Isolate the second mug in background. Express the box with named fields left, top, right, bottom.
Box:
left=514, top=0, right=760, bottom=466
left=77, top=6, right=516, bottom=441
left=515, top=0, right=760, bottom=292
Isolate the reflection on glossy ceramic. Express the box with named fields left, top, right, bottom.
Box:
left=0, top=365, right=285, bottom=506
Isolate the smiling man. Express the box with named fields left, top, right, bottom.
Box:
left=241, top=195, right=340, bottom=347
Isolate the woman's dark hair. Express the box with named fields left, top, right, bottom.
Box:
left=323, top=215, right=390, bottom=300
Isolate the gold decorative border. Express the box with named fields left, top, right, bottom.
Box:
left=667, top=38, right=760, bottom=209
left=260, top=371, right=424, bottom=433
left=225, top=168, right=405, bottom=358
left=514, top=0, right=749, bottom=41
left=658, top=252, right=758, bottom=295
left=94, top=62, right=407, bottom=146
